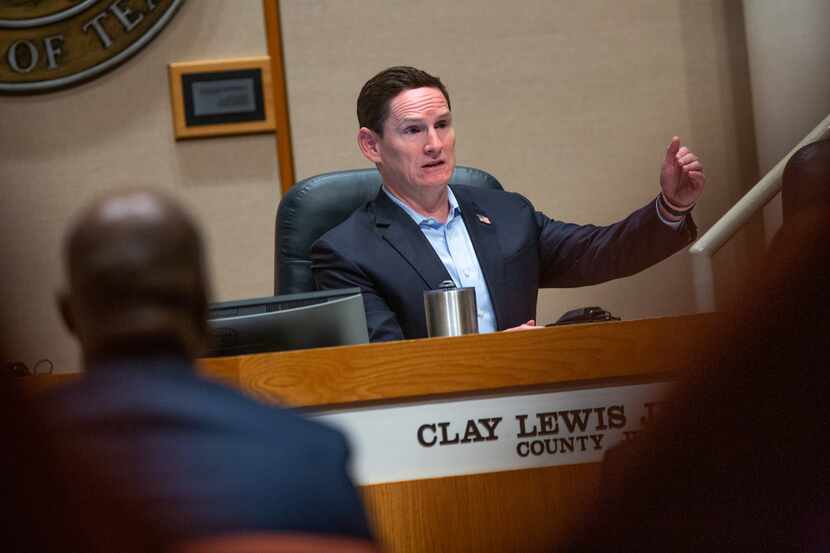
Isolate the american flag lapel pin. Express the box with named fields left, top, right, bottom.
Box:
left=477, top=214, right=491, bottom=225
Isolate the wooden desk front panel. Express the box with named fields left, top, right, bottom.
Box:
left=196, top=315, right=721, bottom=552
left=362, top=463, right=602, bottom=553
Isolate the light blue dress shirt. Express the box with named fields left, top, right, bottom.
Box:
left=382, top=186, right=497, bottom=333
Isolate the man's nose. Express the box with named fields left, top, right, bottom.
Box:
left=424, top=128, right=442, bottom=155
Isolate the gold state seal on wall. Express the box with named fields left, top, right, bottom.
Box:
left=0, top=0, right=184, bottom=93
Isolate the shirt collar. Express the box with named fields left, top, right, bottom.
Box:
left=382, top=185, right=461, bottom=227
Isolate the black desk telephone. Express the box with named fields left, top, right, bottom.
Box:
left=547, top=306, right=620, bottom=326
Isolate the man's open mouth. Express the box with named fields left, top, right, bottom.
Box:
left=423, top=160, right=444, bottom=168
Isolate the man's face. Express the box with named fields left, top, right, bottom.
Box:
left=363, top=87, right=456, bottom=198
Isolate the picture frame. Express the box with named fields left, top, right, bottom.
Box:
left=168, top=57, right=275, bottom=140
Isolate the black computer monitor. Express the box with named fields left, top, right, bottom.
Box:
left=204, top=288, right=368, bottom=357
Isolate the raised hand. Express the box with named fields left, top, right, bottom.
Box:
left=660, top=136, right=705, bottom=208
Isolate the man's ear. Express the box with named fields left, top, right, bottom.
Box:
left=357, top=127, right=383, bottom=164
left=57, top=290, right=77, bottom=336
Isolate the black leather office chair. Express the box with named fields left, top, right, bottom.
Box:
left=275, top=166, right=504, bottom=294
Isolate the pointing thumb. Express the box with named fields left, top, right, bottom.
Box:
left=664, top=136, right=680, bottom=164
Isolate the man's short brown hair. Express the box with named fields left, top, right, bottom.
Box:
left=357, top=66, right=451, bottom=135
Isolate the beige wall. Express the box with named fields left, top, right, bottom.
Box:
left=742, top=0, right=830, bottom=241
left=281, top=0, right=760, bottom=320
left=2, top=0, right=763, bottom=373
left=0, top=1, right=279, bottom=372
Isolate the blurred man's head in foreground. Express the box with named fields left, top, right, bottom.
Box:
left=59, top=189, right=209, bottom=365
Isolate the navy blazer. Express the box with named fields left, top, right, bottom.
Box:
left=41, top=356, right=372, bottom=543
left=312, top=185, right=696, bottom=341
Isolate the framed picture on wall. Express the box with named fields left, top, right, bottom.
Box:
left=168, top=57, right=275, bottom=140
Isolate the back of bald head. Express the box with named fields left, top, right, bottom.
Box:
left=61, top=189, right=209, bottom=363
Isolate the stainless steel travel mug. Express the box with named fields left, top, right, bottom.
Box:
left=423, top=280, right=479, bottom=337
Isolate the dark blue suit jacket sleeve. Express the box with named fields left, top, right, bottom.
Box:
left=535, top=198, right=697, bottom=287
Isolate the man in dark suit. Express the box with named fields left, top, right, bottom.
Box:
left=312, top=66, right=705, bottom=341
left=43, top=190, right=373, bottom=545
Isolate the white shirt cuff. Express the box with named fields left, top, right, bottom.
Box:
left=655, top=197, right=684, bottom=230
